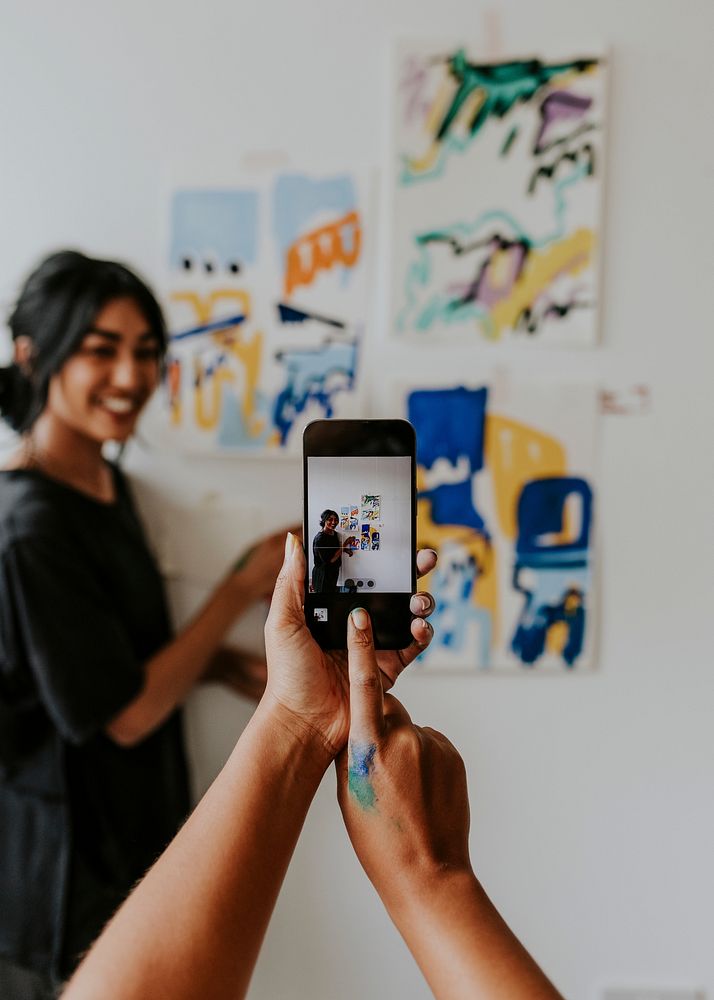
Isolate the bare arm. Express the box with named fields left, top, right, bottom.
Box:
left=66, top=536, right=438, bottom=1000
left=337, top=609, right=564, bottom=1000
left=65, top=696, right=332, bottom=1000
left=106, top=530, right=287, bottom=746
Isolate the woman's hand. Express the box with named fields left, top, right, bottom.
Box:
left=263, top=533, right=437, bottom=756
left=335, top=608, right=472, bottom=906
left=232, top=525, right=301, bottom=600
left=201, top=647, right=267, bottom=701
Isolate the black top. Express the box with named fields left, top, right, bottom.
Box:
left=0, top=466, right=190, bottom=979
left=311, top=529, right=342, bottom=594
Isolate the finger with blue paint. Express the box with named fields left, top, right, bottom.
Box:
left=346, top=608, right=385, bottom=812
left=338, top=621, right=563, bottom=999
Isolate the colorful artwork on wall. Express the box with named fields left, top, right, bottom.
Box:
left=161, top=171, right=371, bottom=454
left=332, top=503, right=383, bottom=562
left=398, top=379, right=598, bottom=671
left=361, top=494, right=381, bottom=521
left=392, top=42, right=606, bottom=346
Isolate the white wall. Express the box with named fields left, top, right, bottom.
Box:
left=1, top=2, right=713, bottom=998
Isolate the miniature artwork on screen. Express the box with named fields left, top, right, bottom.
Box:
left=401, top=381, right=598, bottom=671
left=392, top=42, right=606, bottom=346
left=160, top=171, right=370, bottom=454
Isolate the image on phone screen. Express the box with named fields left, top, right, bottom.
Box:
left=307, top=456, right=412, bottom=596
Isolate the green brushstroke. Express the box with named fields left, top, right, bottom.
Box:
left=500, top=125, right=519, bottom=157
left=401, top=52, right=600, bottom=185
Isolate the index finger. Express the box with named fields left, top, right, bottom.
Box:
left=347, top=608, right=384, bottom=742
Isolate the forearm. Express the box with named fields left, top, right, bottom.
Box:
left=107, top=571, right=257, bottom=745
left=387, top=871, right=563, bottom=1000
left=65, top=697, right=332, bottom=1000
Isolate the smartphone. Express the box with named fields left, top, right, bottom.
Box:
left=303, top=419, right=417, bottom=650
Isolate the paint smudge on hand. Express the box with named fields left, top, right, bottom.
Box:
left=348, top=741, right=377, bottom=811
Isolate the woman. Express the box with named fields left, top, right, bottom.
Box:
left=311, top=508, right=356, bottom=593
left=0, top=250, right=286, bottom=997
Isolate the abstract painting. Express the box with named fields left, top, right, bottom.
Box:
left=392, top=42, right=606, bottom=346
left=399, top=379, right=598, bottom=671
left=161, top=171, right=371, bottom=454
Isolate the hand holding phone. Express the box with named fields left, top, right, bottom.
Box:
left=263, top=532, right=435, bottom=757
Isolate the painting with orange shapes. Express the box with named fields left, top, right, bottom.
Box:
left=153, top=172, right=371, bottom=454
left=397, top=378, right=598, bottom=671
left=392, top=41, right=607, bottom=346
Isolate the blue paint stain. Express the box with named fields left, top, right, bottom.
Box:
left=170, top=313, right=247, bottom=342
left=170, top=190, right=259, bottom=271
left=418, top=540, right=493, bottom=668
left=511, top=476, right=594, bottom=667
left=273, top=173, right=357, bottom=255
left=277, top=303, right=346, bottom=329
left=516, top=477, right=593, bottom=558
left=348, top=742, right=377, bottom=810
left=408, top=387, right=490, bottom=536
left=216, top=388, right=273, bottom=450
left=409, top=386, right=487, bottom=470
left=272, top=340, right=358, bottom=446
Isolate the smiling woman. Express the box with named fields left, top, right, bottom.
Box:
left=0, top=251, right=291, bottom=998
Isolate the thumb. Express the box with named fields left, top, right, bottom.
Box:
left=347, top=608, right=384, bottom=742
left=267, top=532, right=305, bottom=626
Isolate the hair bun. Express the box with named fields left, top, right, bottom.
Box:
left=0, top=364, right=33, bottom=432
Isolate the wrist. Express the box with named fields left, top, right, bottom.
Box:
left=255, top=692, right=335, bottom=776
left=383, top=863, right=479, bottom=922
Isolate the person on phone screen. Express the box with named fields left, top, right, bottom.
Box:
left=0, top=250, right=295, bottom=999
left=311, top=508, right=356, bottom=594
left=63, top=536, right=563, bottom=1000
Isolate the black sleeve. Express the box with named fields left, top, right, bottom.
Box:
left=312, top=531, right=337, bottom=567
left=2, top=535, right=144, bottom=746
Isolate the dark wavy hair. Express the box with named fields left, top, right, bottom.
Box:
left=0, top=250, right=167, bottom=433
left=320, top=509, right=339, bottom=527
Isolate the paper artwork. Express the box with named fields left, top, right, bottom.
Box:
left=160, top=170, right=371, bottom=454
left=399, top=379, right=598, bottom=671
left=392, top=42, right=606, bottom=346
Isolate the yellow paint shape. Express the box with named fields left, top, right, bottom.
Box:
left=408, top=81, right=485, bottom=175
left=486, top=415, right=566, bottom=539
left=193, top=360, right=234, bottom=431
left=211, top=328, right=263, bottom=435
left=488, top=228, right=594, bottom=337
left=171, top=288, right=265, bottom=438
left=489, top=247, right=518, bottom=290
left=170, top=288, right=252, bottom=325
left=546, top=620, right=568, bottom=654
left=416, top=493, right=499, bottom=647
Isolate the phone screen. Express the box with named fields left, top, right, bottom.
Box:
left=303, top=420, right=416, bottom=649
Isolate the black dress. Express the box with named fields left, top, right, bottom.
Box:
left=311, top=530, right=342, bottom=593
left=0, top=466, right=190, bottom=991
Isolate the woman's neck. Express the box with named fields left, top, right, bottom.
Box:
left=9, top=413, right=116, bottom=502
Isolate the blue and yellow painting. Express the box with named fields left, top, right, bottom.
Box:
left=162, top=172, right=369, bottom=454
left=406, top=382, right=597, bottom=670
left=393, top=44, right=606, bottom=347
